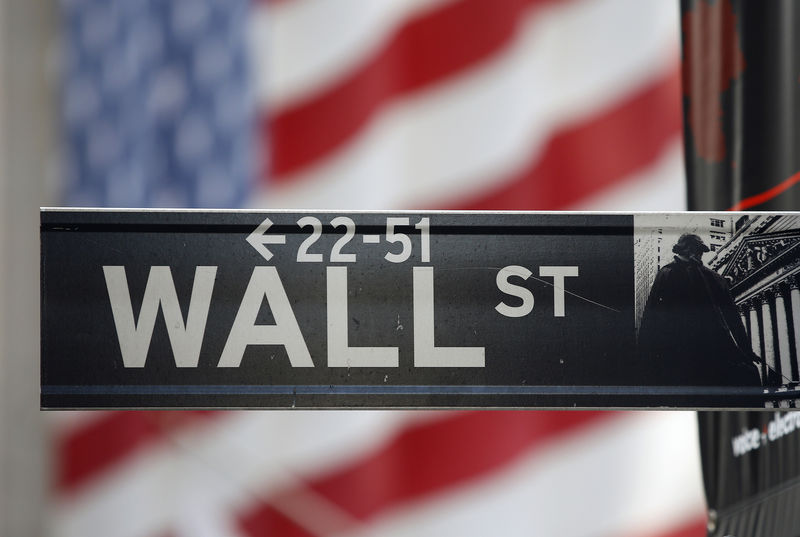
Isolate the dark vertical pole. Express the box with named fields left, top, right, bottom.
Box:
left=682, top=0, right=800, bottom=212
left=682, top=2, right=800, bottom=536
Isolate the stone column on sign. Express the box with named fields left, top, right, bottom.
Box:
left=746, top=299, right=765, bottom=383
left=761, top=292, right=777, bottom=377
left=774, top=284, right=793, bottom=382
left=748, top=300, right=761, bottom=356
left=789, top=277, right=800, bottom=381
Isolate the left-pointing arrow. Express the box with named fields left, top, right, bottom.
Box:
left=246, top=217, right=286, bottom=261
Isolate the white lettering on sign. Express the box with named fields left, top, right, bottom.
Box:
left=330, top=217, right=357, bottom=263
left=413, top=267, right=485, bottom=367
left=539, top=266, right=579, bottom=317
left=327, top=266, right=398, bottom=367
left=731, top=427, right=761, bottom=456
left=730, top=413, right=800, bottom=457
left=103, top=266, right=217, bottom=367
left=218, top=266, right=314, bottom=367
left=494, top=265, right=534, bottom=318
left=246, top=217, right=286, bottom=262
left=495, top=265, right=580, bottom=318
left=296, top=216, right=323, bottom=262
left=104, top=265, right=492, bottom=369
left=384, top=217, right=413, bottom=263
left=258, top=216, right=432, bottom=264
left=767, top=411, right=800, bottom=442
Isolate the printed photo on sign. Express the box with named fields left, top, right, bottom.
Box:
left=634, top=214, right=800, bottom=406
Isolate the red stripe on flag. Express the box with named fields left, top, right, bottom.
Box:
left=266, top=0, right=562, bottom=178
left=635, top=517, right=707, bottom=537
left=311, top=410, right=611, bottom=519
left=56, top=411, right=219, bottom=493
left=452, top=63, right=682, bottom=210
left=239, top=505, right=318, bottom=537
left=727, top=170, right=800, bottom=210
left=239, top=410, right=615, bottom=535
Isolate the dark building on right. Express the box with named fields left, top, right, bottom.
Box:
left=708, top=215, right=800, bottom=406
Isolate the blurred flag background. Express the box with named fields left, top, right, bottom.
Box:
left=0, top=0, right=707, bottom=536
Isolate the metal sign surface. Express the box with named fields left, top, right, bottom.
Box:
left=40, top=209, right=800, bottom=409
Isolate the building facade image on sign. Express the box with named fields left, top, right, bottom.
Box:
left=634, top=214, right=800, bottom=400
left=40, top=209, right=800, bottom=409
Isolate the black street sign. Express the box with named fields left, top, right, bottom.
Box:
left=700, top=411, right=800, bottom=537
left=40, top=209, right=800, bottom=409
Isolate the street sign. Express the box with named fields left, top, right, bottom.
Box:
left=700, top=410, right=800, bottom=537
left=40, top=209, right=800, bottom=409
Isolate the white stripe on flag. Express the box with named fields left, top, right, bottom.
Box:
left=254, top=0, right=459, bottom=109
left=566, top=140, right=687, bottom=211
left=49, top=411, right=444, bottom=537
left=341, top=412, right=704, bottom=537
left=255, top=0, right=678, bottom=209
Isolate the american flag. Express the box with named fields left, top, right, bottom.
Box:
left=50, top=1, right=706, bottom=537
